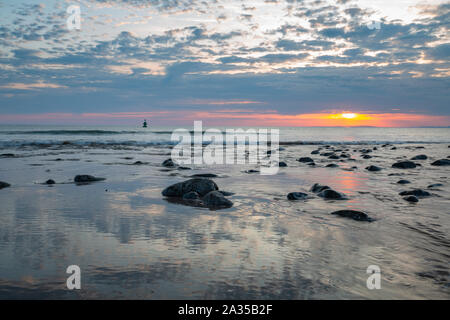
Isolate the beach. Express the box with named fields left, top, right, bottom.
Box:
left=0, top=126, right=449, bottom=299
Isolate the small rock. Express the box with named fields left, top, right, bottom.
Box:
left=399, top=189, right=431, bottom=197
left=298, top=157, right=314, bottom=163
left=287, top=192, right=309, bottom=200
left=310, top=183, right=330, bottom=193
left=279, top=161, right=287, bottom=167
left=431, top=159, right=450, bottom=166
left=318, top=189, right=347, bottom=200
left=397, top=180, right=411, bottom=184
left=311, top=150, right=320, bottom=155
left=245, top=169, right=260, bottom=173
left=45, top=179, right=56, bottom=185
left=326, top=164, right=339, bottom=168
left=365, top=165, right=382, bottom=172
left=411, top=155, right=427, bottom=160
left=403, top=196, right=419, bottom=203
left=133, top=161, right=144, bottom=165
left=428, top=183, right=443, bottom=189
left=328, top=155, right=339, bottom=160
left=74, top=175, right=106, bottom=183
left=162, top=178, right=218, bottom=197
left=178, top=166, right=192, bottom=170
left=392, top=161, right=417, bottom=169
left=162, top=159, right=176, bottom=167
left=391, top=147, right=397, bottom=150
left=331, top=210, right=374, bottom=222
left=0, top=181, right=11, bottom=189
left=202, top=191, right=233, bottom=209
left=362, top=155, right=372, bottom=159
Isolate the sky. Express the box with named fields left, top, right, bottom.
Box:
left=0, top=0, right=449, bottom=127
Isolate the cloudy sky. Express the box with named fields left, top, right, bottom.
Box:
left=0, top=0, right=449, bottom=126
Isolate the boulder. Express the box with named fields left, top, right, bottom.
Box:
left=318, top=189, right=347, bottom=200
left=74, top=175, right=105, bottom=183
left=45, top=179, right=56, bottom=185
left=399, top=189, right=431, bottom=197
left=0, top=181, right=11, bottom=189
left=392, top=161, right=417, bottom=169
left=328, top=154, right=340, bottom=160
left=162, top=178, right=218, bottom=197
left=365, top=165, right=382, bottom=172
left=310, top=183, right=330, bottom=193
left=331, top=210, right=374, bottom=222
left=298, top=157, right=314, bottom=163
left=202, top=191, right=233, bottom=209
left=278, top=161, right=288, bottom=167
left=411, top=155, right=428, bottom=160
left=403, top=196, right=419, bottom=203
left=162, top=159, right=176, bottom=167
left=311, top=150, right=320, bottom=155
left=287, top=192, right=309, bottom=200
left=182, top=191, right=200, bottom=200
left=431, top=159, right=450, bottom=166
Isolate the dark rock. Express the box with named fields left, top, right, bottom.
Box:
left=162, top=178, right=218, bottom=198
left=399, top=189, right=431, bottom=197
left=431, top=159, right=450, bottom=166
left=366, top=165, right=382, bottom=172
left=328, top=155, right=339, bottom=160
left=391, top=147, right=397, bottom=150
left=340, top=153, right=350, bottom=158
left=320, top=152, right=334, bottom=157
left=74, top=175, right=106, bottom=183
left=287, top=192, right=309, bottom=200
left=373, top=147, right=378, bottom=151
left=0, top=181, right=11, bottom=189
left=0, top=153, right=15, bottom=158
left=403, top=196, right=419, bottom=203
left=191, top=173, right=219, bottom=178
left=411, top=155, right=427, bottom=160
left=279, top=161, right=287, bottom=167
left=218, top=191, right=235, bottom=196
left=298, top=157, right=314, bottom=163
left=307, top=162, right=316, bottom=166
left=331, top=210, right=374, bottom=222
left=326, top=164, right=339, bottom=168
left=45, top=179, right=56, bottom=185
left=428, top=183, right=443, bottom=189
left=318, top=189, right=347, bottom=200
left=311, top=150, right=320, bottom=155
left=245, top=169, right=260, bottom=173
left=202, top=191, right=233, bottom=209
left=392, top=161, right=417, bottom=169
left=310, top=183, right=330, bottom=193
left=397, top=180, right=411, bottom=184
left=162, top=159, right=176, bottom=167
left=133, top=161, right=145, bottom=165
left=178, top=166, right=192, bottom=170
left=362, top=155, right=372, bottom=159
left=182, top=191, right=200, bottom=200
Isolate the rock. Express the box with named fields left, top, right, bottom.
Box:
left=133, top=161, right=145, bottom=165
left=162, top=158, right=176, bottom=167
left=0, top=181, right=11, bottom=189
left=310, top=183, right=330, bottom=193
left=182, top=191, right=200, bottom=200
left=403, top=196, right=419, bottom=203
left=307, top=162, right=316, bottom=166
left=0, top=153, right=15, bottom=158
left=191, top=173, right=219, bottom=178
left=366, top=165, right=382, bottom=172
left=178, top=166, right=191, bottom=170
left=320, top=152, right=334, bottom=157
left=399, top=189, right=431, bottom=197
left=318, top=189, right=347, bottom=200
left=74, top=175, right=106, bottom=183
left=391, top=147, right=397, bottom=150
left=340, top=153, right=350, bottom=158
left=431, top=159, right=450, bottom=166
left=162, top=178, right=218, bottom=197
left=362, top=155, right=372, bottom=159
left=411, top=155, right=427, bottom=160
left=328, top=154, right=339, bottom=160
left=331, top=210, right=374, bottom=222
left=202, top=191, right=233, bottom=209
left=287, top=192, right=309, bottom=200
left=298, top=157, right=314, bottom=163
left=428, top=183, right=443, bottom=189
left=245, top=169, right=260, bottom=173
left=311, top=150, right=320, bottom=155
left=279, top=161, right=287, bottom=167
left=326, top=164, right=339, bottom=168
left=45, top=179, right=56, bottom=185
left=397, top=180, right=411, bottom=184
left=392, top=161, right=417, bottom=169
left=218, top=191, right=235, bottom=196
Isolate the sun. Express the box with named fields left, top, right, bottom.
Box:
left=341, top=113, right=357, bottom=119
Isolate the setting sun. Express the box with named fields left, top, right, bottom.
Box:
left=341, top=113, right=357, bottom=119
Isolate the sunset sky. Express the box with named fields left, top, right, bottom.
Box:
left=0, top=0, right=449, bottom=127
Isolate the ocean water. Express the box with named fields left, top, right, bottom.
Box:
left=0, top=125, right=449, bottom=299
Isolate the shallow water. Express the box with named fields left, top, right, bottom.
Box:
left=0, top=126, right=449, bottom=299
